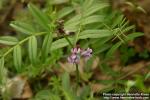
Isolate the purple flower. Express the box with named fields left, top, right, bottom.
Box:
left=68, top=47, right=92, bottom=64
left=71, top=47, right=81, bottom=54
left=81, top=48, right=92, bottom=60
left=67, top=54, right=80, bottom=64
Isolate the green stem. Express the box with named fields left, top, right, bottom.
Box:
left=75, top=64, right=80, bottom=91
left=63, top=35, right=73, bottom=48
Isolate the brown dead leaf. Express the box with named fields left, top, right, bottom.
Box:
left=2, top=75, right=33, bottom=99
left=21, top=80, right=33, bottom=99
left=119, top=61, right=150, bottom=79
left=91, top=57, right=99, bottom=70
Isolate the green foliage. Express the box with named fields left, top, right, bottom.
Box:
left=125, top=75, right=149, bottom=92
left=120, top=45, right=136, bottom=64
left=106, top=32, right=143, bottom=58
left=139, top=50, right=149, bottom=59
left=34, top=90, right=61, bottom=100
left=125, top=80, right=135, bottom=92
left=0, top=36, right=18, bottom=45
left=62, top=72, right=70, bottom=90
left=61, top=72, right=77, bottom=100
left=10, top=21, right=35, bottom=35
left=145, top=72, right=150, bottom=80
left=58, top=7, right=74, bottom=19
left=0, top=0, right=145, bottom=99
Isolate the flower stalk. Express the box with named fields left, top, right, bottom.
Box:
left=67, top=46, right=92, bottom=91
left=75, top=64, right=79, bottom=91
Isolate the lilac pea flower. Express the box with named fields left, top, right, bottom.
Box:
left=81, top=48, right=92, bottom=60
left=68, top=47, right=92, bottom=64
left=67, top=54, right=80, bottom=64
left=71, top=47, right=81, bottom=54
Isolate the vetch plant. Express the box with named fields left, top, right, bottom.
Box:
left=0, top=0, right=144, bottom=99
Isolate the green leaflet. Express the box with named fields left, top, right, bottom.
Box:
left=79, top=29, right=112, bottom=39
left=58, top=7, right=74, bottom=19
left=42, top=32, right=53, bottom=60
left=10, top=21, right=35, bottom=35
left=79, top=86, right=91, bottom=99
left=82, top=0, right=94, bottom=10
left=126, top=32, right=144, bottom=41
left=145, top=72, right=150, bottom=80
left=64, top=15, right=81, bottom=31
left=0, top=36, right=18, bottom=45
left=50, top=0, right=69, bottom=5
left=13, top=45, right=22, bottom=72
left=61, top=72, right=77, bottom=100
left=0, top=58, right=4, bottom=69
left=51, top=37, right=77, bottom=52
left=62, top=72, right=70, bottom=90
left=28, top=3, right=50, bottom=31
left=67, top=15, right=103, bottom=27
left=51, top=38, right=72, bottom=51
left=84, top=3, right=109, bottom=17
left=28, top=36, right=37, bottom=64
left=0, top=58, right=4, bottom=84
left=65, top=15, right=81, bottom=26
left=0, top=57, right=7, bottom=85
left=62, top=88, right=77, bottom=100
left=106, top=41, right=122, bottom=58
left=65, top=15, right=105, bottom=31
left=82, top=15, right=104, bottom=25
left=125, top=80, right=135, bottom=93
left=112, top=15, right=124, bottom=28
left=35, top=90, right=61, bottom=100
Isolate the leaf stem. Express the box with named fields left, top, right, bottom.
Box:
left=63, top=35, right=73, bottom=48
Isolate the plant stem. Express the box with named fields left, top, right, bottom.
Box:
left=63, top=35, right=73, bottom=48
left=75, top=64, right=80, bottom=91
